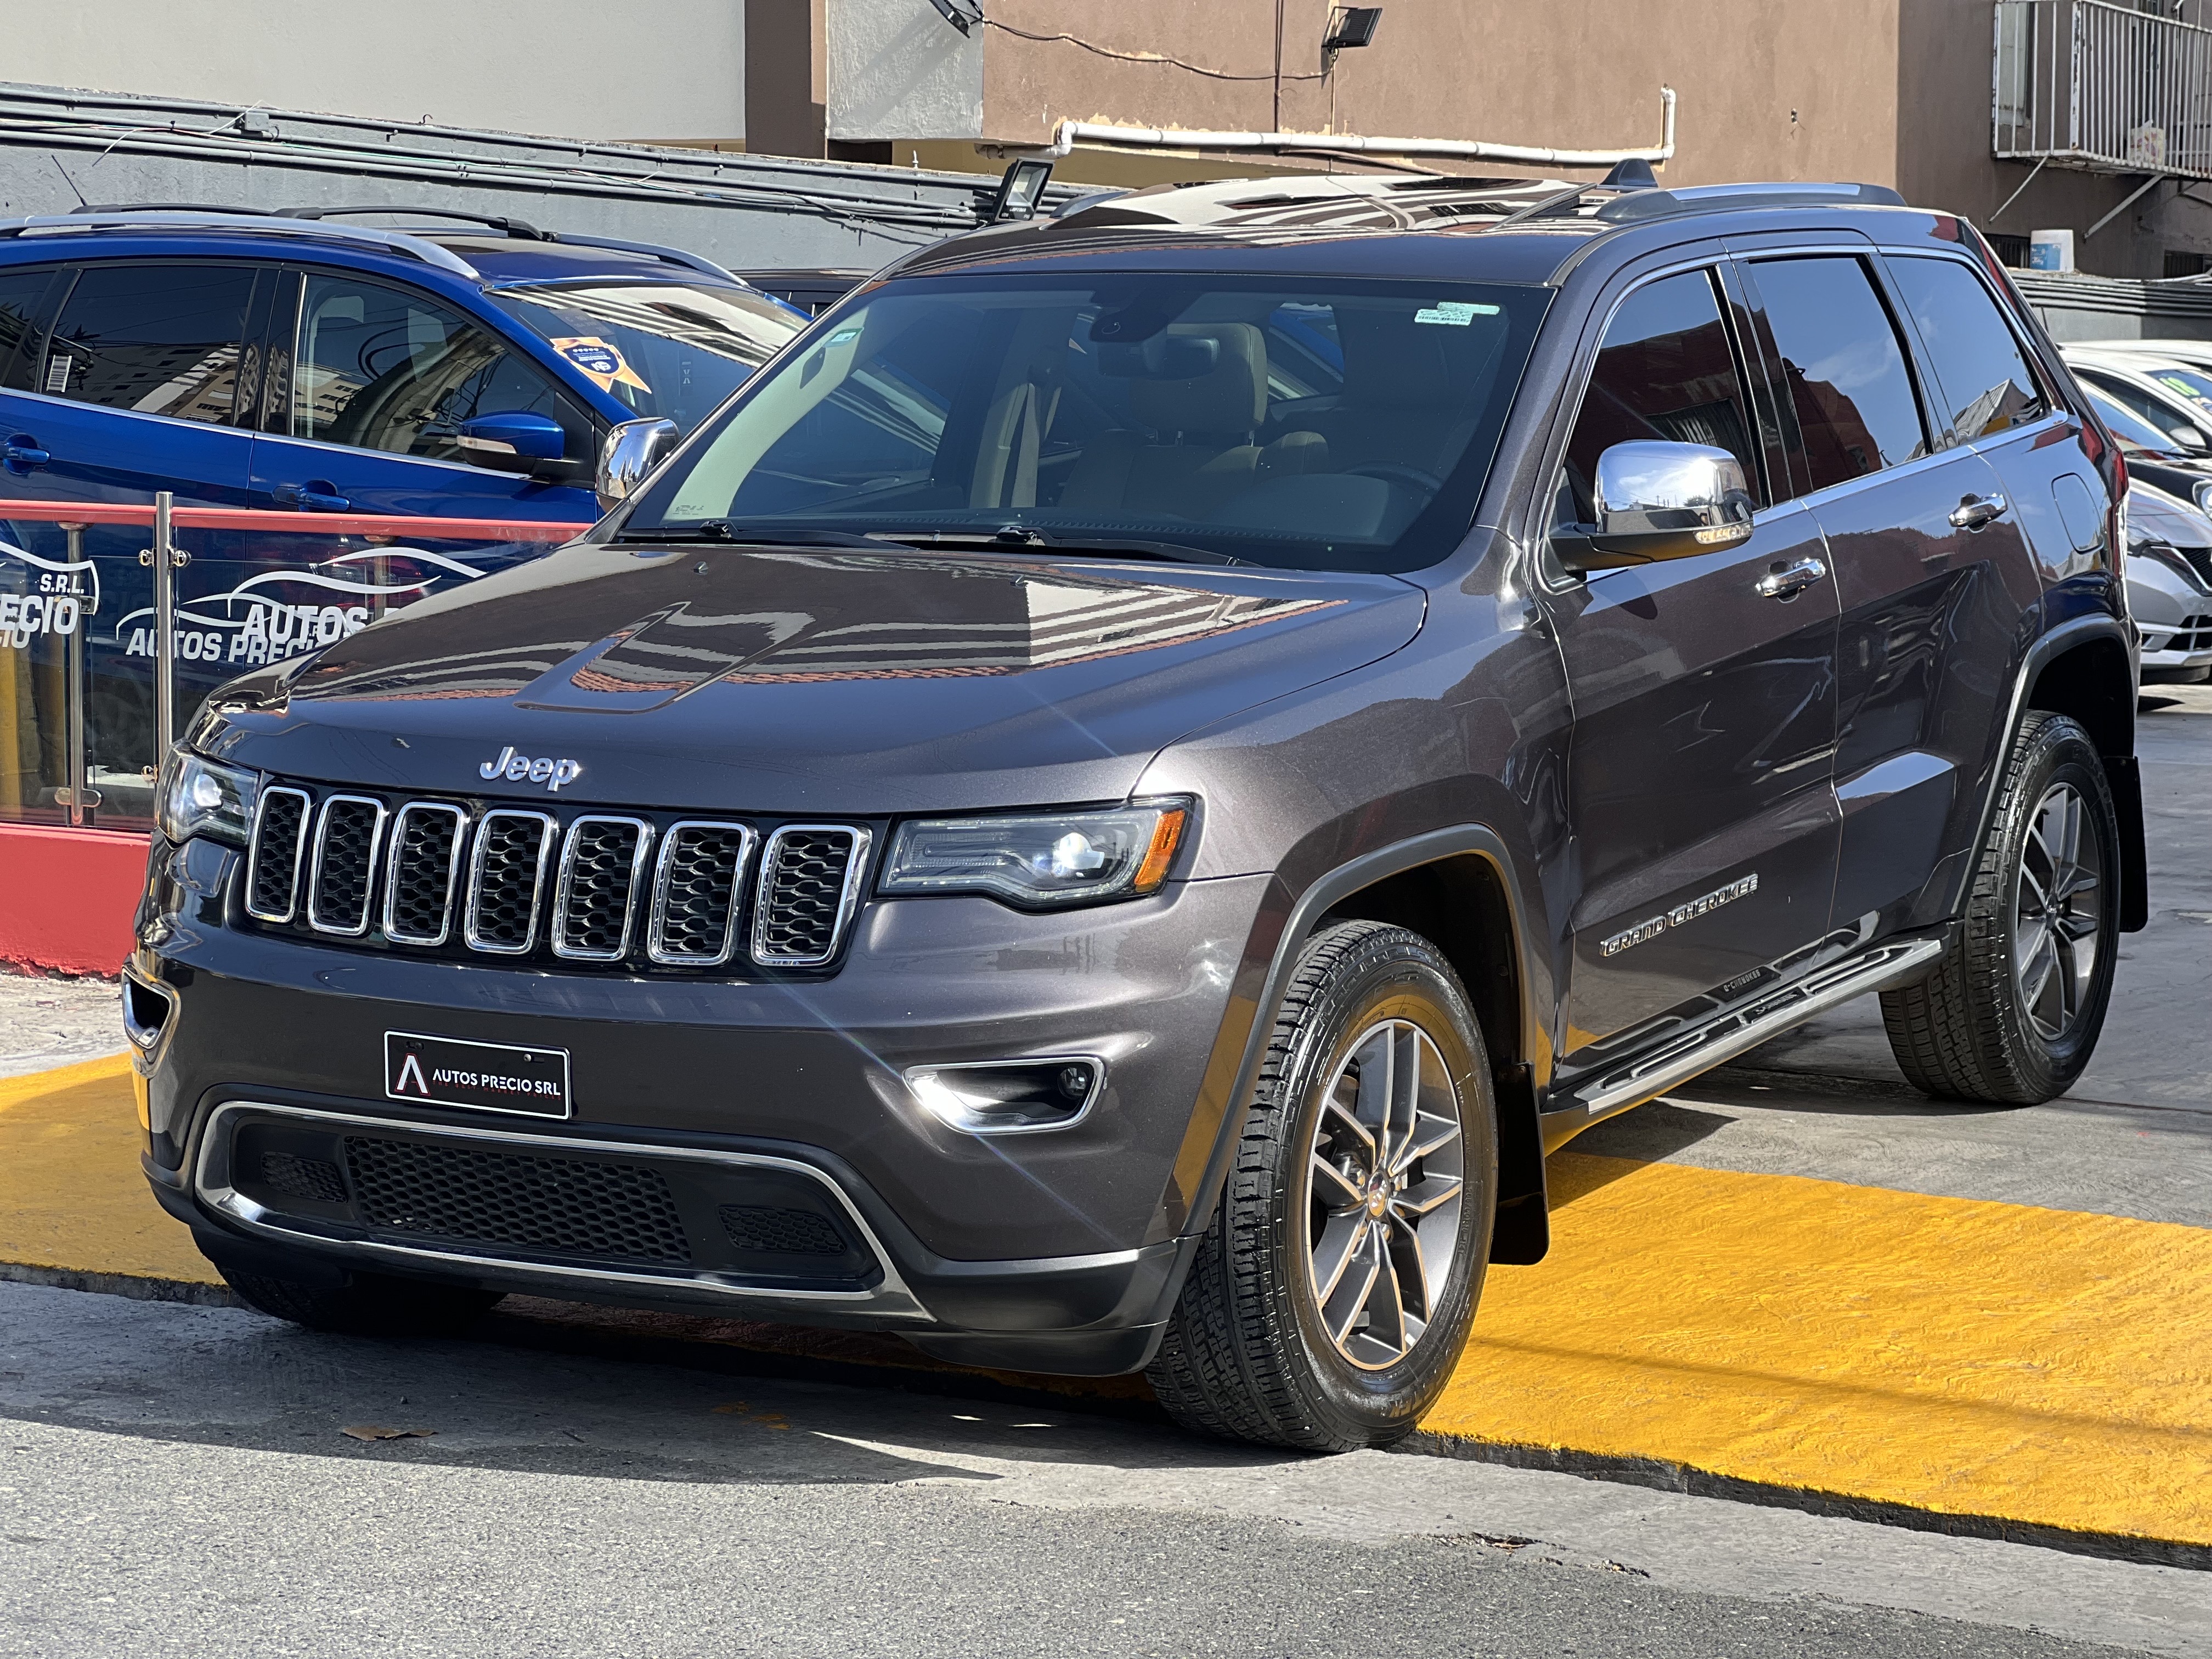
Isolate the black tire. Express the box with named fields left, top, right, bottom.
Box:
left=1880, top=710, right=2121, bottom=1105
left=218, top=1264, right=504, bottom=1338
left=1147, top=921, right=1497, bottom=1452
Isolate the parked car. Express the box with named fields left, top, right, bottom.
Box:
left=2062, top=343, right=2212, bottom=469
left=2122, top=480, right=2212, bottom=681
left=736, top=267, right=871, bottom=317
left=130, top=173, right=2145, bottom=1451
left=2073, top=383, right=2212, bottom=510
left=0, top=206, right=809, bottom=523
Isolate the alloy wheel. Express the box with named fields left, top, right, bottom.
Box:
left=1301, top=1018, right=1466, bottom=1370
left=2013, top=780, right=2104, bottom=1043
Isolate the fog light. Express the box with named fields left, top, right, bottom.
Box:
left=906, top=1057, right=1103, bottom=1135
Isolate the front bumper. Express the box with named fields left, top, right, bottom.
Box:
left=136, top=838, right=1271, bottom=1372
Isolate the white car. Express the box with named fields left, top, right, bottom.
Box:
left=2064, top=343, right=2212, bottom=458
left=2123, top=479, right=2212, bottom=681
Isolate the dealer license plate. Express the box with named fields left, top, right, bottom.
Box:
left=384, top=1031, right=572, bottom=1119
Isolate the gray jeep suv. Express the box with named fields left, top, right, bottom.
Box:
left=129, top=174, right=2141, bottom=1451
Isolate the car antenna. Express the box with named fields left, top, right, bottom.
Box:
left=49, top=157, right=88, bottom=210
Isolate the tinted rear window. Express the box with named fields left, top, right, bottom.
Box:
left=43, top=264, right=257, bottom=425
left=1886, top=256, right=2045, bottom=441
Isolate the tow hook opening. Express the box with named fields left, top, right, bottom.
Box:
left=907, top=1057, right=1104, bottom=1135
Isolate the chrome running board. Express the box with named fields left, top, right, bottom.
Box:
left=1558, top=934, right=1946, bottom=1120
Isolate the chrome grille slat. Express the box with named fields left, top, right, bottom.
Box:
left=307, top=795, right=387, bottom=937
left=647, top=821, right=757, bottom=967
left=753, top=825, right=872, bottom=968
left=464, top=810, right=556, bottom=955
left=552, top=816, right=655, bottom=961
left=244, top=786, right=311, bottom=923
left=383, top=803, right=469, bottom=947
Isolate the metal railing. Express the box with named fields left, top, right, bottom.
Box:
left=1995, top=0, right=2212, bottom=178
left=0, top=499, right=589, bottom=833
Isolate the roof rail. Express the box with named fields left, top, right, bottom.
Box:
left=0, top=211, right=481, bottom=277
left=1595, top=180, right=1906, bottom=224
left=269, top=205, right=747, bottom=284
left=540, top=233, right=744, bottom=285
left=279, top=204, right=552, bottom=240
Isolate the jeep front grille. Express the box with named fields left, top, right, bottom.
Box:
left=242, top=781, right=866, bottom=973
left=307, top=795, right=386, bottom=936
left=753, top=826, right=872, bottom=967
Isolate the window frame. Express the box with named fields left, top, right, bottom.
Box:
left=266, top=262, right=600, bottom=469
left=1527, top=245, right=1774, bottom=586
left=1731, top=249, right=1934, bottom=501
left=0, top=263, right=73, bottom=396
left=1874, top=247, right=2053, bottom=452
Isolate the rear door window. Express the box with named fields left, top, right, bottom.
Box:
left=1747, top=256, right=1927, bottom=494
left=41, top=263, right=258, bottom=424
left=287, top=272, right=590, bottom=464
left=1884, top=255, right=2046, bottom=442
left=1560, top=267, right=1764, bottom=523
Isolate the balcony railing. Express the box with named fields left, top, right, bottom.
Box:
left=1995, top=0, right=2212, bottom=179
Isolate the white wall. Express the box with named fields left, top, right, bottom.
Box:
left=10, top=0, right=744, bottom=142
left=825, top=0, right=981, bottom=142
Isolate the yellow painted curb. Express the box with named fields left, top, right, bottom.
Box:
left=0, top=1056, right=218, bottom=1285
left=4, top=1061, right=2208, bottom=1553
left=1434, top=1152, right=2212, bottom=1551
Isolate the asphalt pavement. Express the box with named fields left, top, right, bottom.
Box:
left=0, top=685, right=2205, bottom=1657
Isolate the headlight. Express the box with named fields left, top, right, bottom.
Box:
left=156, top=752, right=258, bottom=847
left=880, top=799, right=1191, bottom=909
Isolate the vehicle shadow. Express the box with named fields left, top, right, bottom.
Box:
left=0, top=1282, right=1301, bottom=1492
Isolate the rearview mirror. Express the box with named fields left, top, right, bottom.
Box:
left=456, top=411, right=568, bottom=473
left=1551, top=441, right=1756, bottom=571
left=596, top=417, right=681, bottom=514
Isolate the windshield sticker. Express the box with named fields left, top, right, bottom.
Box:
left=551, top=336, right=652, bottom=396
left=1413, top=301, right=1500, bottom=327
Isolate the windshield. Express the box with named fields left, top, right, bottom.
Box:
left=2085, top=386, right=2182, bottom=454
left=2140, top=362, right=2212, bottom=415
left=493, top=281, right=808, bottom=433
left=619, top=273, right=1549, bottom=573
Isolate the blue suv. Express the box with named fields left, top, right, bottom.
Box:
left=0, top=206, right=809, bottom=522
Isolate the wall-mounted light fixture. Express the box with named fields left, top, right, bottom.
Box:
left=1323, top=6, right=1384, bottom=53
left=989, top=157, right=1054, bottom=222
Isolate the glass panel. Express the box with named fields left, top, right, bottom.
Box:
left=1886, top=256, right=2045, bottom=441
left=624, top=274, right=1550, bottom=574
left=1753, top=256, right=1928, bottom=494
left=43, top=264, right=255, bottom=424
left=0, top=507, right=575, bottom=831
left=293, top=274, right=589, bottom=463
left=492, top=282, right=806, bottom=433
left=1560, top=268, right=1760, bottom=524
left=0, top=267, right=59, bottom=392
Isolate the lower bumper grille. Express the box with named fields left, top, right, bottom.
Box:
left=342, top=1136, right=694, bottom=1266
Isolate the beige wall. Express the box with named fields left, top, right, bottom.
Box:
left=974, top=0, right=1903, bottom=188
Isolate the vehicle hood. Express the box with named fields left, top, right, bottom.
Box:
left=203, top=541, right=1426, bottom=814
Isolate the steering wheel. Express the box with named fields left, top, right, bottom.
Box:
left=1346, top=462, right=1445, bottom=494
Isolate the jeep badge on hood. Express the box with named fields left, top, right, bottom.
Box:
left=479, top=746, right=583, bottom=792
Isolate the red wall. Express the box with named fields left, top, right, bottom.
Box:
left=0, top=825, right=146, bottom=976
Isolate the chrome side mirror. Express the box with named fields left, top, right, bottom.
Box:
left=1553, top=440, right=1756, bottom=571
left=595, top=417, right=681, bottom=515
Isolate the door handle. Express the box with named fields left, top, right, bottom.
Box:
left=1754, top=554, right=1829, bottom=600
left=274, top=480, right=351, bottom=512
left=1948, top=493, right=2009, bottom=531
left=3, top=434, right=50, bottom=470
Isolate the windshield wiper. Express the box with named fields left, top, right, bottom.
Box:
left=880, top=527, right=1249, bottom=566
left=619, top=522, right=889, bottom=549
